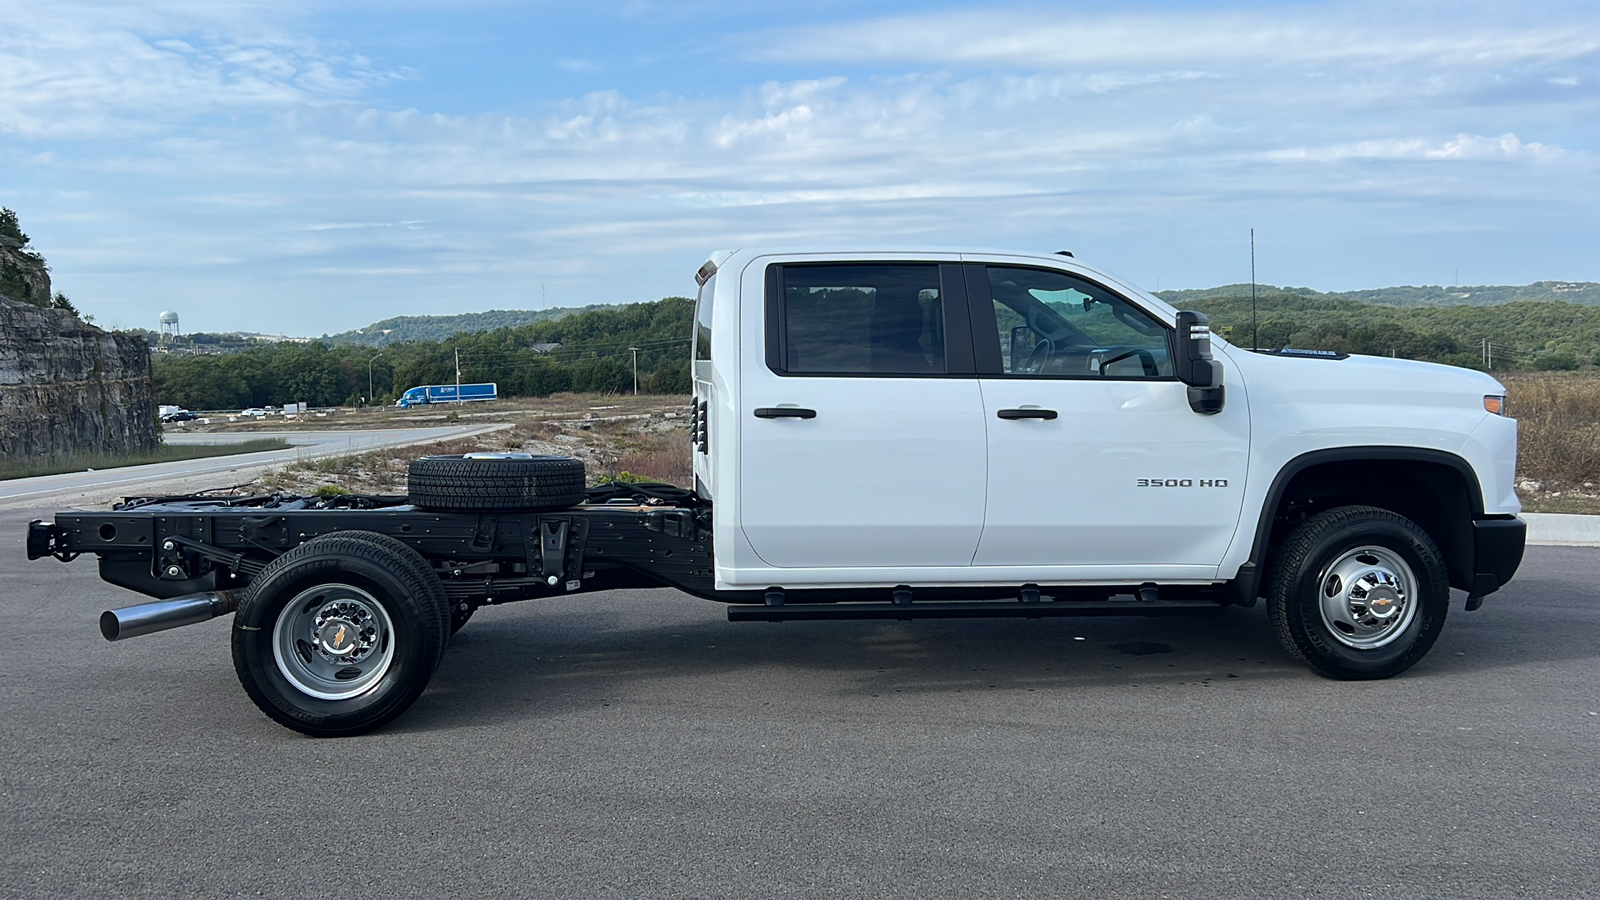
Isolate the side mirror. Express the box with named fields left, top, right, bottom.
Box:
left=1175, top=311, right=1225, bottom=415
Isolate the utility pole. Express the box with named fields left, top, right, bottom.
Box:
left=630, top=347, right=639, bottom=395
left=367, top=350, right=385, bottom=406
left=455, top=348, right=462, bottom=404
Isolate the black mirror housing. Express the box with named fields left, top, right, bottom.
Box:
left=1175, top=311, right=1225, bottom=414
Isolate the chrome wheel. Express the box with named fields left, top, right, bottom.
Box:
left=272, top=584, right=396, bottom=700
left=1317, top=545, right=1418, bottom=650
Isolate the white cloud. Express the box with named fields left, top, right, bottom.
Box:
left=1268, top=133, right=1566, bottom=163
left=747, top=5, right=1600, bottom=70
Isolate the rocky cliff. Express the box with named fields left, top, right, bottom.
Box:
left=1, top=286, right=157, bottom=464
left=0, top=234, right=52, bottom=307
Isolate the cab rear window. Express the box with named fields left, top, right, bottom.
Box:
left=694, top=272, right=715, bottom=361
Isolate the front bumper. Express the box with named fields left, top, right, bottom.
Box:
left=1466, top=515, right=1526, bottom=608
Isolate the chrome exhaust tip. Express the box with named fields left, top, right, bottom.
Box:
left=100, top=591, right=238, bottom=641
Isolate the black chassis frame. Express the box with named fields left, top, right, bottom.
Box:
left=27, top=492, right=1254, bottom=621
left=28, top=494, right=718, bottom=614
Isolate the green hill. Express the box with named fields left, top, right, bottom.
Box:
left=323, top=306, right=607, bottom=346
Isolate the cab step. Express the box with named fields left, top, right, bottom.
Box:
left=727, top=598, right=1222, bottom=622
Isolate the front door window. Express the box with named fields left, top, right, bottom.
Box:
left=986, top=267, right=1172, bottom=379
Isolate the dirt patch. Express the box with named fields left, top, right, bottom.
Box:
left=259, top=394, right=693, bottom=496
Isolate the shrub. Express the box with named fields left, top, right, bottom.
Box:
left=1531, top=353, right=1579, bottom=371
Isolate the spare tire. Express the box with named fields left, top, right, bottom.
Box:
left=407, top=453, right=587, bottom=512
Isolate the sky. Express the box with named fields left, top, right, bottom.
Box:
left=2, top=0, right=1596, bottom=335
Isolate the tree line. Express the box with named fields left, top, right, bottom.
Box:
left=153, top=298, right=694, bottom=410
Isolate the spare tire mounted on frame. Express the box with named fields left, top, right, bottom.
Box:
left=407, top=453, right=587, bottom=513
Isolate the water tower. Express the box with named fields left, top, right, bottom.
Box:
left=159, top=310, right=180, bottom=343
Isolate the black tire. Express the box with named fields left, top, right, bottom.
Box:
left=1267, top=505, right=1449, bottom=680
left=232, top=534, right=450, bottom=736
left=407, top=454, right=586, bottom=512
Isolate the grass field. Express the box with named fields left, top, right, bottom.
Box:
left=1503, top=372, right=1600, bottom=513
left=0, top=438, right=291, bottom=481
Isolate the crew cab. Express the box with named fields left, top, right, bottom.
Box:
left=28, top=249, right=1526, bottom=736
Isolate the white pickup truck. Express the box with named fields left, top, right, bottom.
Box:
left=30, top=248, right=1526, bottom=736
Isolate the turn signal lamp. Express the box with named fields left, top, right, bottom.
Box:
left=1483, top=395, right=1506, bottom=415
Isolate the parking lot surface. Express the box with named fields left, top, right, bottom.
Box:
left=2, top=505, right=1596, bottom=899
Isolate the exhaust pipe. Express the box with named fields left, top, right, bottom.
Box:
left=100, top=590, right=238, bottom=642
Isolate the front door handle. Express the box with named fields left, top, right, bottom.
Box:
left=754, top=407, right=817, bottom=419
left=997, top=408, right=1058, bottom=420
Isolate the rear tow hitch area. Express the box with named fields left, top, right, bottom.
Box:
left=27, top=520, right=71, bottom=561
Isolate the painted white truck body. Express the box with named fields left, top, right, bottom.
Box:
left=689, top=249, right=1521, bottom=595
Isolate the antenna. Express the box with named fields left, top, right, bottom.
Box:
left=1250, top=228, right=1258, bottom=351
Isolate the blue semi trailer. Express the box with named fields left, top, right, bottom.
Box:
left=395, top=383, right=498, bottom=408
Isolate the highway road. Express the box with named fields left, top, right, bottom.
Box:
left=1, top=499, right=1596, bottom=899
left=0, top=425, right=507, bottom=509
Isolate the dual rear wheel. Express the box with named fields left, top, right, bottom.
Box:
left=233, top=454, right=588, bottom=736
left=232, top=532, right=450, bottom=737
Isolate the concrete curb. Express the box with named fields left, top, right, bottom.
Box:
left=1524, top=512, right=1600, bottom=547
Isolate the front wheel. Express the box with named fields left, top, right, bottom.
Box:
left=1267, top=506, right=1449, bottom=680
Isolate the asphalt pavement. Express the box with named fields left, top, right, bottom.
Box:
left=1, top=503, right=1596, bottom=899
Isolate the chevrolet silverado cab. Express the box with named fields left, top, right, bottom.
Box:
left=28, top=249, right=1526, bottom=736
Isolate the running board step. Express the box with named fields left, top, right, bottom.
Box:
left=727, top=599, right=1222, bottom=622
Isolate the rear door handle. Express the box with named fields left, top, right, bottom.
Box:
left=754, top=407, right=817, bottom=419
left=997, top=408, right=1058, bottom=420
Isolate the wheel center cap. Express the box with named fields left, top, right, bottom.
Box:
left=1359, top=583, right=1402, bottom=620
left=317, top=618, right=361, bottom=656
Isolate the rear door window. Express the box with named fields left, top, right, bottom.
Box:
left=774, top=264, right=946, bottom=375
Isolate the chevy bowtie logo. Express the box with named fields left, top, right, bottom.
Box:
left=333, top=625, right=346, bottom=648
